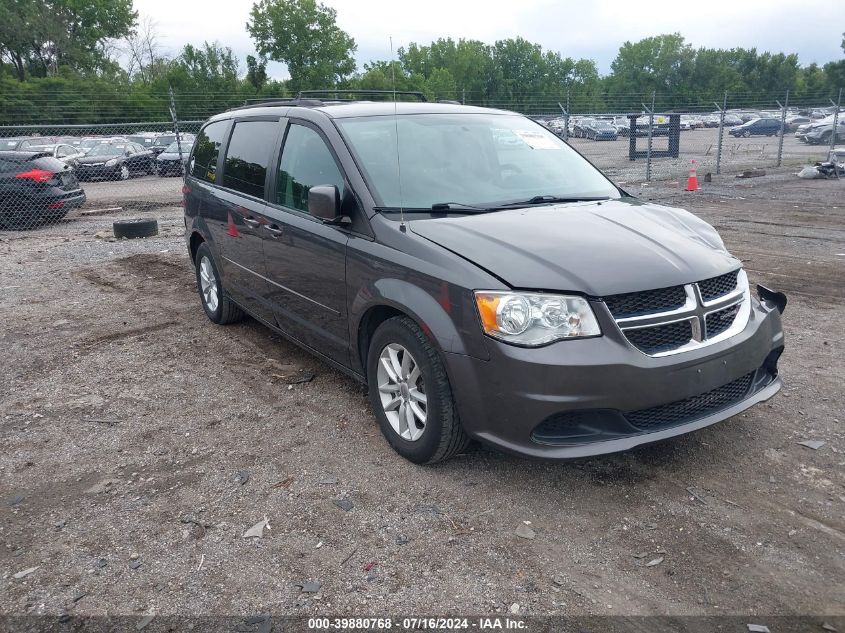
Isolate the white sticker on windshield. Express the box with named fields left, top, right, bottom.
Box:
left=513, top=130, right=560, bottom=150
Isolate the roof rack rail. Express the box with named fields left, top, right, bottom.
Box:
left=297, top=89, right=428, bottom=102
left=232, top=98, right=325, bottom=111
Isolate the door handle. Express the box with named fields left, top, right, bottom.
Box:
left=264, top=224, right=284, bottom=237
left=242, top=217, right=260, bottom=228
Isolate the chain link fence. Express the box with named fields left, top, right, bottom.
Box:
left=0, top=89, right=842, bottom=231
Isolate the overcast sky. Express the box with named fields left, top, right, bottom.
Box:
left=134, top=0, right=843, bottom=79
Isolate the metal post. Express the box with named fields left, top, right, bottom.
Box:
left=462, top=88, right=465, bottom=105
left=776, top=89, right=789, bottom=167
left=168, top=86, right=183, bottom=170
left=644, top=91, right=655, bottom=181
left=566, top=90, right=570, bottom=142
left=559, top=90, right=570, bottom=142
left=715, top=92, right=726, bottom=176
left=829, top=88, right=842, bottom=154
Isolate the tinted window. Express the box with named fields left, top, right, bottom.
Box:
left=276, top=124, right=344, bottom=212
left=222, top=121, right=278, bottom=198
left=191, top=121, right=228, bottom=184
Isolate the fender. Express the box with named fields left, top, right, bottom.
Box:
left=349, top=277, right=490, bottom=373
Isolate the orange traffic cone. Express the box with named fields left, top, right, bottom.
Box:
left=227, top=211, right=240, bottom=237
left=685, top=160, right=699, bottom=191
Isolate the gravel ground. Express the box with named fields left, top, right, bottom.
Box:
left=0, top=173, right=843, bottom=625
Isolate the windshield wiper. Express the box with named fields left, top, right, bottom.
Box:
left=430, top=202, right=492, bottom=213
left=374, top=202, right=494, bottom=214
left=495, top=195, right=611, bottom=208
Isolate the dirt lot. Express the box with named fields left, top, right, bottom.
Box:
left=1, top=173, right=843, bottom=626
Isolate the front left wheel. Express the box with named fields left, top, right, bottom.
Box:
left=367, top=316, right=470, bottom=464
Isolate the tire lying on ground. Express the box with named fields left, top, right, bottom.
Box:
left=112, top=218, right=159, bottom=239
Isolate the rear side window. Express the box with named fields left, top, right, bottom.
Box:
left=222, top=120, right=278, bottom=198
left=33, top=157, right=67, bottom=172
left=276, top=124, right=344, bottom=212
left=191, top=121, right=228, bottom=184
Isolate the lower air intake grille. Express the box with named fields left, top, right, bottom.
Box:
left=625, top=372, right=755, bottom=430
left=624, top=321, right=693, bottom=355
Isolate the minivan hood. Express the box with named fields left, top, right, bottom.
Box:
left=409, top=199, right=739, bottom=296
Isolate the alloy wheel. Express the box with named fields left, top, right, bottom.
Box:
left=376, top=343, right=427, bottom=441
left=199, top=256, right=219, bottom=312
left=120, top=165, right=130, bottom=180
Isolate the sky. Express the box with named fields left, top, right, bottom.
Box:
left=133, top=0, right=844, bottom=79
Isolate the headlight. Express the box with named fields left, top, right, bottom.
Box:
left=105, top=159, right=118, bottom=167
left=474, top=291, right=601, bottom=347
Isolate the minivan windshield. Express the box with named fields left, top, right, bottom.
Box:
left=336, top=113, right=620, bottom=210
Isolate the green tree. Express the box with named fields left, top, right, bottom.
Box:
left=246, top=54, right=268, bottom=90
left=821, top=32, right=845, bottom=93
left=400, top=38, right=492, bottom=101
left=0, top=0, right=136, bottom=80
left=607, top=33, right=695, bottom=106
left=175, top=42, right=240, bottom=84
left=246, top=0, right=356, bottom=92
left=423, top=67, right=457, bottom=101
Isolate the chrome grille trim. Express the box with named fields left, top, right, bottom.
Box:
left=605, top=269, right=749, bottom=357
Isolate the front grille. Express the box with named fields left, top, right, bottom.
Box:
left=706, top=303, right=740, bottom=338
left=624, top=320, right=693, bottom=355
left=698, top=270, right=739, bottom=302
left=604, top=285, right=687, bottom=319
left=625, top=372, right=755, bottom=430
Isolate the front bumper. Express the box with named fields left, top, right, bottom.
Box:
left=444, top=293, right=785, bottom=459
left=77, top=165, right=119, bottom=180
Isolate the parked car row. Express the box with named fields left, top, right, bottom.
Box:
left=536, top=106, right=844, bottom=141
left=0, top=132, right=196, bottom=180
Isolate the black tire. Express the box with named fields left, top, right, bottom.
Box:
left=114, top=164, right=130, bottom=181
left=194, top=242, right=243, bottom=325
left=113, top=218, right=158, bottom=239
left=367, top=316, right=470, bottom=464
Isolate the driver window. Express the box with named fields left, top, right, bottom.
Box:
left=276, top=124, right=344, bottom=212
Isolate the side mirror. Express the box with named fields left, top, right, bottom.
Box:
left=307, top=185, right=341, bottom=222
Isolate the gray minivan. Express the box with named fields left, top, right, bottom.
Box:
left=183, top=99, right=786, bottom=463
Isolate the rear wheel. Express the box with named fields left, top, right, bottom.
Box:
left=194, top=242, right=243, bottom=325
left=367, top=316, right=470, bottom=464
